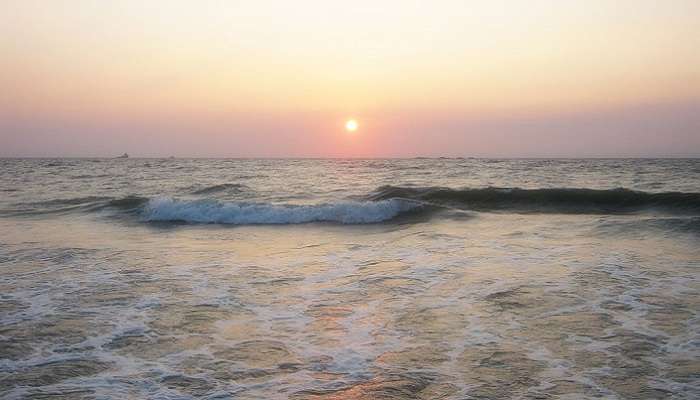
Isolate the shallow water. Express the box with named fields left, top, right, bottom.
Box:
left=1, top=158, right=699, bottom=399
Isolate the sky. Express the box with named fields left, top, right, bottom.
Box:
left=1, top=0, right=699, bottom=157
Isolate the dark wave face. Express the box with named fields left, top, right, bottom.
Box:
left=370, top=186, right=700, bottom=214
left=2, top=186, right=700, bottom=224
left=102, top=196, right=150, bottom=210
left=0, top=196, right=149, bottom=216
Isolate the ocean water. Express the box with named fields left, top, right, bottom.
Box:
left=0, top=158, right=699, bottom=399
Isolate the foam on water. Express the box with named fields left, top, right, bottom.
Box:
left=141, top=197, right=422, bottom=224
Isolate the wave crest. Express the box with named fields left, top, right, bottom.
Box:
left=370, top=186, right=700, bottom=214
left=141, top=197, right=422, bottom=224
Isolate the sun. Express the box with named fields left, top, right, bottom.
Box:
left=345, top=119, right=358, bottom=132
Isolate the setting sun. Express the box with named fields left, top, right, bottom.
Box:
left=345, top=119, right=358, bottom=132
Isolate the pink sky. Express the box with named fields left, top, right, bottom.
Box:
left=1, top=1, right=699, bottom=157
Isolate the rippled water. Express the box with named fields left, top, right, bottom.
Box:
left=1, top=158, right=699, bottom=399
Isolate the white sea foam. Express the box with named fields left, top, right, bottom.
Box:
left=141, top=197, right=421, bottom=224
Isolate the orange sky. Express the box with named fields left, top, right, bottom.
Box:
left=1, top=0, right=699, bottom=157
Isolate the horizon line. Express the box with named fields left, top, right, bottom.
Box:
left=1, top=156, right=699, bottom=160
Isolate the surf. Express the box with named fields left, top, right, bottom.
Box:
left=141, top=197, right=424, bottom=224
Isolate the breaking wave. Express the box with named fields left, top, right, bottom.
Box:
left=369, top=186, right=700, bottom=214
left=141, top=197, right=423, bottom=224
left=4, top=186, right=699, bottom=223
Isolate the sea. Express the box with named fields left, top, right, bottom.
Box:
left=0, top=158, right=698, bottom=399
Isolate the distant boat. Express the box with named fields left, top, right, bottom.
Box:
left=116, top=153, right=129, bottom=159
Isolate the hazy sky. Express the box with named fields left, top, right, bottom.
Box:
left=1, top=0, right=699, bottom=157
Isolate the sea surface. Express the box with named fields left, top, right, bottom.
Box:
left=0, top=158, right=699, bottom=399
